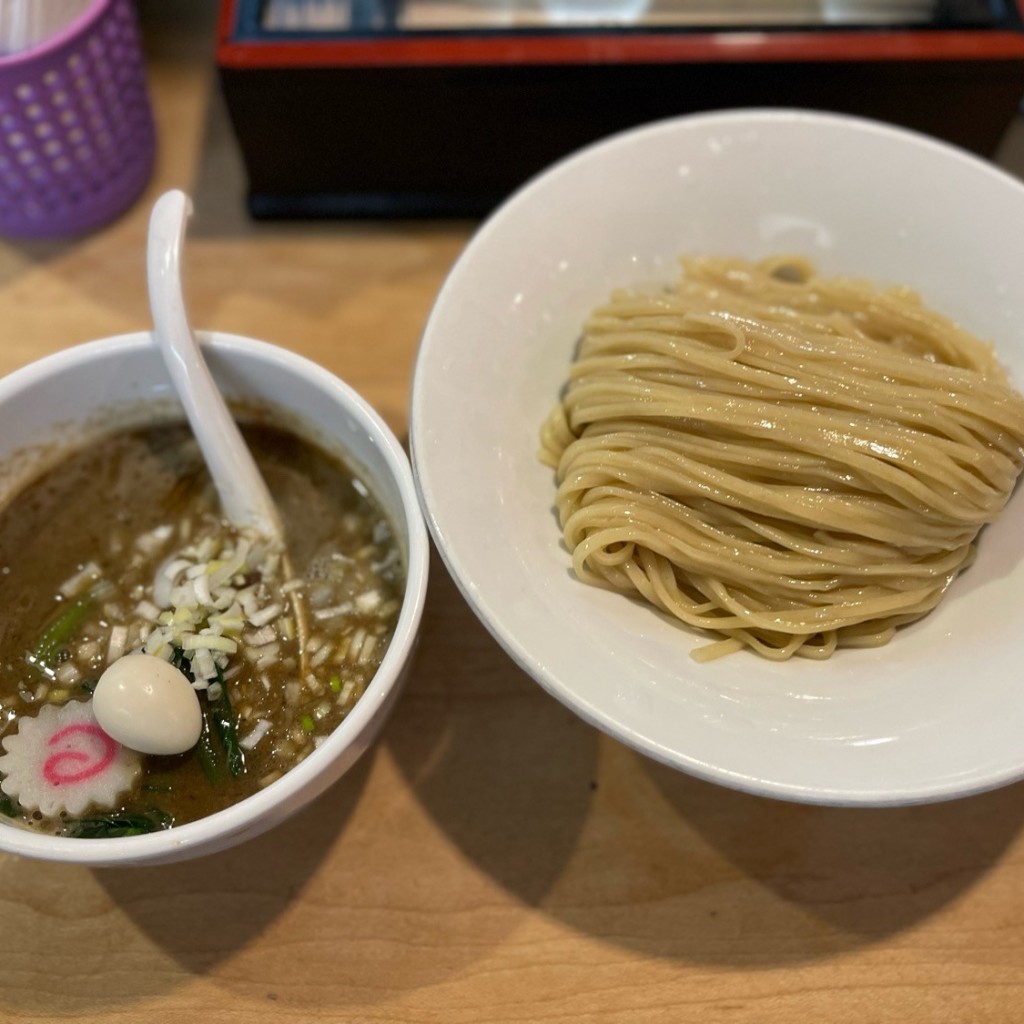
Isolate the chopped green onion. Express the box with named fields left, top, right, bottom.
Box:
left=25, top=587, right=100, bottom=677
left=300, top=715, right=315, bottom=732
left=329, top=675, right=342, bottom=693
left=182, top=634, right=237, bottom=654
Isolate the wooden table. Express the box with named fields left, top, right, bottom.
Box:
left=2, top=6, right=1023, bottom=1022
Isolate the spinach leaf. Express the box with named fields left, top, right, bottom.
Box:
left=209, top=665, right=244, bottom=778
left=170, top=646, right=245, bottom=782
left=63, top=809, right=173, bottom=839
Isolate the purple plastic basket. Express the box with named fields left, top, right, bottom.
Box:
left=0, top=0, right=155, bottom=239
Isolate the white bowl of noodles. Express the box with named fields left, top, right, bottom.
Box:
left=411, top=108, right=1024, bottom=807
left=0, top=332, right=428, bottom=865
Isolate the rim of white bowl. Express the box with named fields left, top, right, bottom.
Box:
left=411, top=107, right=1024, bottom=807
left=0, top=331, right=429, bottom=863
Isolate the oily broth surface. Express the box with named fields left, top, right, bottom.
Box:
left=0, top=421, right=403, bottom=831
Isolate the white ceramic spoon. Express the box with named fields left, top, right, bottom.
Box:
left=147, top=190, right=310, bottom=673
left=146, top=189, right=282, bottom=541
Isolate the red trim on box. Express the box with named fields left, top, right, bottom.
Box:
left=217, top=0, right=1024, bottom=69
left=217, top=0, right=238, bottom=52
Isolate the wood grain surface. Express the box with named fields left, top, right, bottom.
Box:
left=0, top=5, right=1022, bottom=1022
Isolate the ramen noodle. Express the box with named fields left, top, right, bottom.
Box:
left=540, top=255, right=1024, bottom=661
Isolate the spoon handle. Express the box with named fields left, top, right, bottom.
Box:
left=147, top=190, right=282, bottom=541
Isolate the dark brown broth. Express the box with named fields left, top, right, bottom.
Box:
left=0, top=421, right=403, bottom=833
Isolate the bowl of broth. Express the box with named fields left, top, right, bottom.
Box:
left=412, top=108, right=1024, bottom=806
left=0, top=331, right=428, bottom=864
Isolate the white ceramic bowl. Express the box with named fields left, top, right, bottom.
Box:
left=0, top=331, right=429, bottom=865
left=412, top=108, right=1024, bottom=807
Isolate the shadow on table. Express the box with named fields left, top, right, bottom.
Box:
left=620, top=759, right=1024, bottom=964
left=386, top=553, right=1024, bottom=969
left=0, top=743, right=374, bottom=1017
left=93, top=751, right=373, bottom=957
left=384, top=549, right=600, bottom=908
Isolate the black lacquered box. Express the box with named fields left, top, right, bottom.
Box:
left=217, top=0, right=1024, bottom=219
